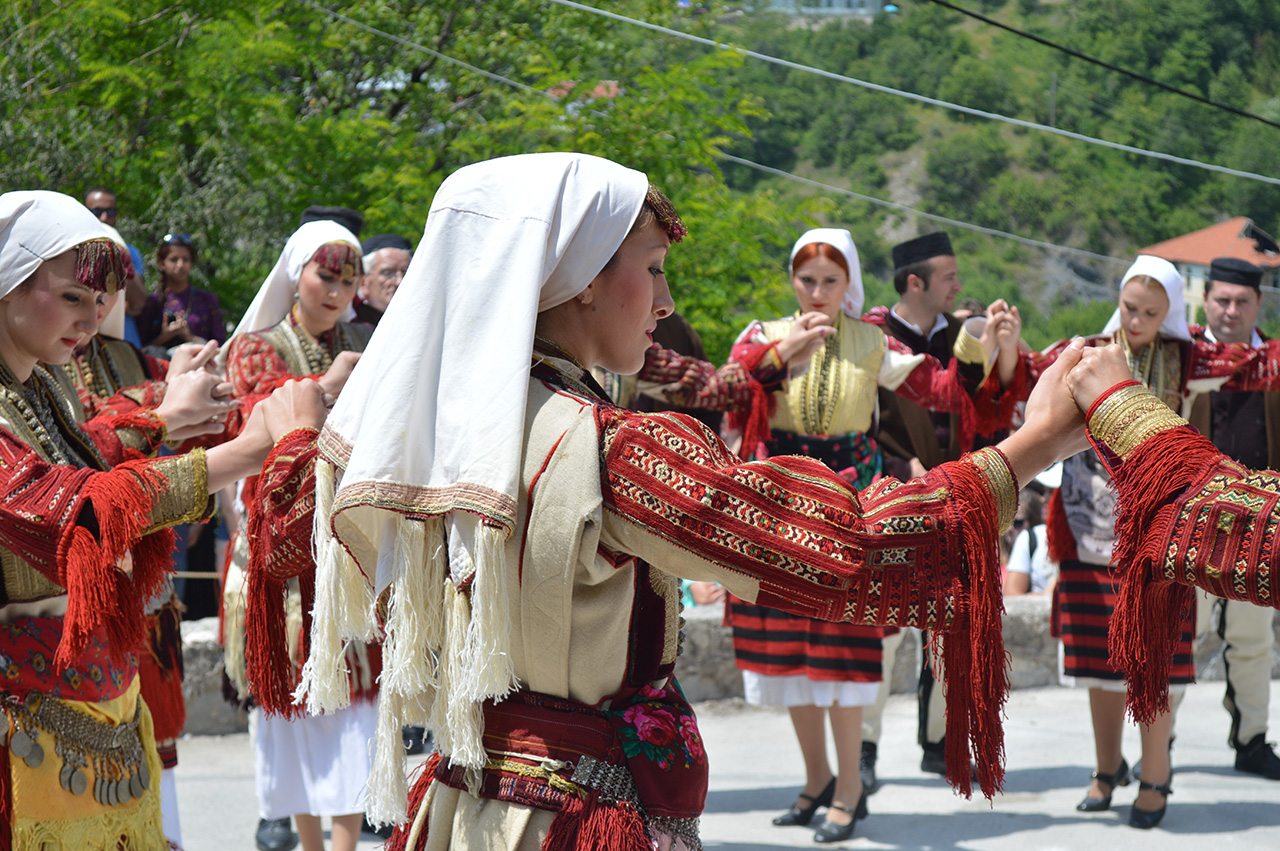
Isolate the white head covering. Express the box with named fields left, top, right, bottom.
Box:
left=789, top=227, right=864, bottom=317
left=98, top=224, right=130, bottom=339
left=0, top=190, right=121, bottom=299
left=228, top=220, right=362, bottom=340
left=1101, top=255, right=1190, bottom=342
left=299, top=153, right=648, bottom=821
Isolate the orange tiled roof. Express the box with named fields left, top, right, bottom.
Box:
left=1140, top=217, right=1280, bottom=268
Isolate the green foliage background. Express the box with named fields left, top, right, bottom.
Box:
left=3, top=0, right=1280, bottom=359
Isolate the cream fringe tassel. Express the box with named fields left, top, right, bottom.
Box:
left=305, top=460, right=520, bottom=822
left=296, top=458, right=377, bottom=714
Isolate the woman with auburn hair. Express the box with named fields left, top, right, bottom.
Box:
left=723, top=228, right=1014, bottom=841
left=0, top=189, right=324, bottom=850
left=290, top=154, right=1088, bottom=851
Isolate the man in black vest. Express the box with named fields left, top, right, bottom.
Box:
left=861, top=231, right=1015, bottom=785
left=1187, top=257, right=1280, bottom=780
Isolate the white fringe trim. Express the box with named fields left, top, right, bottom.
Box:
left=365, top=691, right=410, bottom=827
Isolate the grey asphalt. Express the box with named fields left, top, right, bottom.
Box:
left=173, top=681, right=1280, bottom=849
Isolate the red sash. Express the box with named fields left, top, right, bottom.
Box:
left=0, top=617, right=135, bottom=703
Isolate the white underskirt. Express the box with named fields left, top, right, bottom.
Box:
left=252, top=701, right=377, bottom=818
left=1058, top=645, right=1187, bottom=695
left=742, top=671, right=878, bottom=708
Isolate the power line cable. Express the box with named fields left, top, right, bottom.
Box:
left=920, top=0, right=1280, bottom=132
left=720, top=153, right=1129, bottom=267
left=546, top=0, right=1280, bottom=187
left=295, top=0, right=1213, bottom=278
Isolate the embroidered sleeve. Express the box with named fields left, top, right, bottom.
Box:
left=1085, top=381, right=1280, bottom=723
left=597, top=408, right=1013, bottom=798
left=882, top=335, right=1012, bottom=442
left=1185, top=338, right=1280, bottom=393
left=953, top=325, right=992, bottom=375
left=635, top=343, right=781, bottom=413
left=224, top=333, right=320, bottom=438
left=79, top=408, right=168, bottom=463
left=0, top=428, right=211, bottom=667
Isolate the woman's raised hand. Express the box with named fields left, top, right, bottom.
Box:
left=166, top=340, right=220, bottom=378
left=155, top=370, right=239, bottom=441
left=258, top=379, right=328, bottom=442
left=775, top=311, right=835, bottom=366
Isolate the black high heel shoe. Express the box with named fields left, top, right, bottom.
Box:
left=1076, top=757, right=1131, bottom=812
left=1129, top=776, right=1173, bottom=829
left=812, top=793, right=868, bottom=843
left=772, top=777, right=836, bottom=827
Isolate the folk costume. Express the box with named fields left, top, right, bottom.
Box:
left=1023, top=258, right=1280, bottom=705
left=1084, top=380, right=1280, bottom=723
left=220, top=221, right=376, bottom=821
left=67, top=284, right=189, bottom=846
left=0, top=191, right=215, bottom=851
left=297, top=153, right=1020, bottom=851
left=725, top=229, right=993, bottom=712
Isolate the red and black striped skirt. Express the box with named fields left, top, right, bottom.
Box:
left=1055, top=559, right=1194, bottom=683
left=726, top=596, right=884, bottom=682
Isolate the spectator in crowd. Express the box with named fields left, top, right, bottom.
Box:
left=138, top=233, right=227, bottom=350
left=84, top=186, right=146, bottom=346
left=1003, top=489, right=1052, bottom=595
left=354, top=233, right=411, bottom=325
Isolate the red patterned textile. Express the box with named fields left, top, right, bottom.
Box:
left=596, top=407, right=1011, bottom=797
left=0, top=429, right=181, bottom=669
left=138, top=595, right=186, bottom=742
left=0, top=618, right=135, bottom=702
left=223, top=332, right=323, bottom=440
left=638, top=342, right=783, bottom=414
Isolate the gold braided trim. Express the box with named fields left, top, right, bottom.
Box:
left=965, top=446, right=1018, bottom=532
left=1087, top=383, right=1187, bottom=460
left=484, top=753, right=579, bottom=795
left=141, top=449, right=211, bottom=534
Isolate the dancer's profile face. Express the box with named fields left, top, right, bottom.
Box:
left=581, top=221, right=674, bottom=374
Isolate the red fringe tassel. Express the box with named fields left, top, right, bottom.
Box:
left=942, top=457, right=1010, bottom=799
left=726, top=341, right=779, bottom=460
left=386, top=754, right=442, bottom=851
left=1107, top=428, right=1217, bottom=723
left=1045, top=488, right=1078, bottom=564
left=541, top=791, right=586, bottom=851
left=56, top=460, right=176, bottom=670
left=972, top=355, right=1027, bottom=439
left=0, top=737, right=11, bottom=851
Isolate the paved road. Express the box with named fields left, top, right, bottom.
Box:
left=174, top=681, right=1280, bottom=849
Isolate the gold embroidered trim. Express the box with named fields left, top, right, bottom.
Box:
left=966, top=447, right=1018, bottom=532
left=1087, top=383, right=1187, bottom=460
left=141, top=449, right=211, bottom=534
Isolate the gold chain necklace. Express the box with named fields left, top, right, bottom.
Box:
left=793, top=313, right=846, bottom=436
left=291, top=305, right=352, bottom=375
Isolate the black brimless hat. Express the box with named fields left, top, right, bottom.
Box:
left=361, top=233, right=413, bottom=255
left=1208, top=257, right=1263, bottom=290
left=892, top=231, right=953, bottom=270
left=299, top=205, right=364, bottom=238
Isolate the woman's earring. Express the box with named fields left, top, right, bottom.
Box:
left=577, top=292, right=589, bottom=304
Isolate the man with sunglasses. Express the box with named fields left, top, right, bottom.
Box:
left=84, top=186, right=146, bottom=346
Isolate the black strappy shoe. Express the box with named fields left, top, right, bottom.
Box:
left=1076, top=757, right=1131, bottom=812
left=773, top=777, right=836, bottom=827
left=1129, top=776, right=1172, bottom=829
left=812, top=793, right=868, bottom=843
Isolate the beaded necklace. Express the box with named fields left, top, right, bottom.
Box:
left=1119, top=331, right=1179, bottom=411
left=0, top=359, right=108, bottom=470
left=290, top=304, right=353, bottom=375
left=72, top=338, right=127, bottom=403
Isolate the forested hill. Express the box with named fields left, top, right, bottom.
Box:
left=710, top=0, right=1280, bottom=350
left=3, top=1, right=1278, bottom=360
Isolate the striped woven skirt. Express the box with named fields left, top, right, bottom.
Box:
left=1055, top=559, right=1194, bottom=684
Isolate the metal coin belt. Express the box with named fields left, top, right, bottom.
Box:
left=2, top=692, right=150, bottom=806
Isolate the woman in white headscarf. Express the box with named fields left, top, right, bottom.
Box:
left=219, top=220, right=374, bottom=851
left=292, top=153, right=1093, bottom=851
left=1022, top=255, right=1280, bottom=829
left=0, top=190, right=324, bottom=850
left=722, top=228, right=1009, bottom=841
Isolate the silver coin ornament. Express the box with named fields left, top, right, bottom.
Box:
left=70, top=767, right=87, bottom=796
left=22, top=741, right=43, bottom=768
left=9, top=729, right=32, bottom=760
left=138, top=761, right=150, bottom=789
left=59, top=762, right=74, bottom=791
left=129, top=773, right=144, bottom=798
left=116, top=777, right=131, bottom=804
